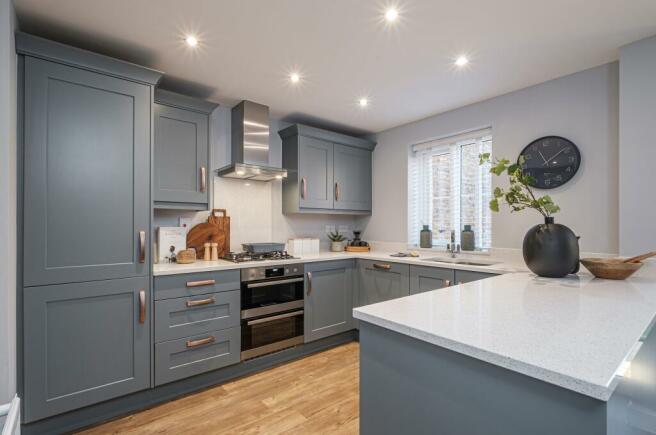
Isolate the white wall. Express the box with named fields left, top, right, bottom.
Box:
left=619, top=36, right=656, bottom=256
left=359, top=63, right=619, bottom=254
left=155, top=107, right=358, bottom=250
left=0, top=0, right=17, bottom=406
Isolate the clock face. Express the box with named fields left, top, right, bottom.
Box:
left=519, top=136, right=581, bottom=189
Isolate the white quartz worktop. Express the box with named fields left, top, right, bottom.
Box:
left=153, top=250, right=526, bottom=276
left=353, top=264, right=656, bottom=401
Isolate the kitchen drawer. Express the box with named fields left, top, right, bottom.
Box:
left=154, top=270, right=240, bottom=300
left=359, top=259, right=409, bottom=275
left=155, top=326, right=240, bottom=386
left=454, top=270, right=498, bottom=284
left=155, top=290, right=240, bottom=342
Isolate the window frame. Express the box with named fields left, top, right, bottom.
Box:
left=407, top=128, right=492, bottom=251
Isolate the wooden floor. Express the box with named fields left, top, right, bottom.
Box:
left=79, top=342, right=360, bottom=434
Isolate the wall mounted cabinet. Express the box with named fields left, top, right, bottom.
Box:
left=153, top=90, right=217, bottom=210
left=304, top=260, right=356, bottom=342
left=279, top=124, right=375, bottom=215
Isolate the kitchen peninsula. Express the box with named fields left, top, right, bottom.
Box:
left=353, top=266, right=656, bottom=435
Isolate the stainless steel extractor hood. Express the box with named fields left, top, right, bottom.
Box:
left=215, top=100, right=288, bottom=181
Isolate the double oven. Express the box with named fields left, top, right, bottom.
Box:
left=240, top=264, right=305, bottom=360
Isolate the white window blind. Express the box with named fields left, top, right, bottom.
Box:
left=408, top=128, right=492, bottom=250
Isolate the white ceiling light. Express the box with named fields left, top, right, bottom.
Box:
left=385, top=8, right=399, bottom=22
left=358, top=98, right=369, bottom=108
left=290, top=72, right=300, bottom=84
left=185, top=35, right=198, bottom=47
left=455, top=55, right=469, bottom=67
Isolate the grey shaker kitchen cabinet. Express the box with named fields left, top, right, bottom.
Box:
left=304, top=260, right=356, bottom=342
left=153, top=90, right=217, bottom=210
left=279, top=124, right=376, bottom=215
left=333, top=144, right=372, bottom=211
left=297, top=136, right=334, bottom=209
left=23, top=277, right=151, bottom=422
left=21, top=55, right=154, bottom=286
left=409, top=265, right=455, bottom=295
left=357, top=260, right=410, bottom=307
left=454, top=270, right=498, bottom=284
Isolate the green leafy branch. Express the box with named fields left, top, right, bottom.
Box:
left=479, top=153, right=560, bottom=218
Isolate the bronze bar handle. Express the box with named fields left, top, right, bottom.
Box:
left=139, top=289, right=146, bottom=323
left=444, top=280, right=451, bottom=287
left=200, top=166, right=207, bottom=193
left=186, top=297, right=215, bottom=307
left=307, top=271, right=313, bottom=296
left=186, top=279, right=216, bottom=288
left=186, top=336, right=215, bottom=348
left=373, top=263, right=392, bottom=270
left=139, top=231, right=146, bottom=263
left=301, top=177, right=307, bottom=199
left=335, top=182, right=340, bottom=201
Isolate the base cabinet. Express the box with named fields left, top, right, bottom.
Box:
left=357, top=260, right=410, bottom=307
left=23, top=278, right=151, bottom=422
left=409, top=266, right=454, bottom=295
left=454, top=270, right=497, bottom=284
left=304, top=260, right=356, bottom=342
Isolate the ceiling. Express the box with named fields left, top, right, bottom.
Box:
left=14, top=0, right=656, bottom=135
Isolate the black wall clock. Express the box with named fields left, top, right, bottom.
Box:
left=518, top=136, right=581, bottom=189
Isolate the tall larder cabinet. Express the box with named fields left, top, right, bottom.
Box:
left=16, top=33, right=163, bottom=423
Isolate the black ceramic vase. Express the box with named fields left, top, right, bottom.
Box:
left=523, top=217, right=580, bottom=278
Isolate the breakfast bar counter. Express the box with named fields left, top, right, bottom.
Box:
left=353, top=264, right=656, bottom=435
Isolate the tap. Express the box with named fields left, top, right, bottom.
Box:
left=446, top=230, right=460, bottom=258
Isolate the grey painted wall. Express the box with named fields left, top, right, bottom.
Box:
left=359, top=63, right=619, bottom=254
left=619, top=36, right=656, bottom=256
left=154, top=107, right=358, bottom=248
left=0, top=0, right=17, bottom=405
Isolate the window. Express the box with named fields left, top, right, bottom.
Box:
left=408, top=128, right=492, bottom=250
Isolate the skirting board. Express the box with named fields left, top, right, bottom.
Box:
left=1, top=395, right=21, bottom=435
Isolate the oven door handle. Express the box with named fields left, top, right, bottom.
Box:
left=246, top=310, right=304, bottom=326
left=246, top=277, right=304, bottom=288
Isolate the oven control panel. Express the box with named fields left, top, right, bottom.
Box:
left=241, top=263, right=305, bottom=282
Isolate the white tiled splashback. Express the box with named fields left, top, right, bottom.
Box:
left=153, top=177, right=361, bottom=252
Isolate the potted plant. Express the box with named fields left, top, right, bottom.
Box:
left=328, top=230, right=346, bottom=252
left=479, top=153, right=579, bottom=277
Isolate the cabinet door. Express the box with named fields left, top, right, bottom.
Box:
left=304, top=260, right=355, bottom=342
left=410, top=266, right=454, bottom=295
left=454, top=270, right=498, bottom=284
left=298, top=136, right=334, bottom=209
left=333, top=144, right=372, bottom=211
left=358, top=260, right=410, bottom=307
left=23, top=277, right=150, bottom=422
left=23, top=57, right=150, bottom=286
left=154, top=104, right=209, bottom=206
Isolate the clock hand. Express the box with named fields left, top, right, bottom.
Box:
left=545, top=148, right=566, bottom=165
left=538, top=151, right=549, bottom=165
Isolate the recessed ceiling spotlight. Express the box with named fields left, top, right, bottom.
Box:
left=358, top=98, right=369, bottom=108
left=385, top=8, right=399, bottom=22
left=290, top=73, right=300, bottom=84
left=455, top=55, right=469, bottom=67
left=185, top=35, right=199, bottom=47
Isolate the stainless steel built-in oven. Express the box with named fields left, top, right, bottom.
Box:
left=240, top=264, right=305, bottom=360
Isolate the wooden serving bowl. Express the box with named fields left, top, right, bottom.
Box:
left=580, top=258, right=643, bottom=280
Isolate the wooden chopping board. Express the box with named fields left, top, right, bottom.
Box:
left=186, top=209, right=230, bottom=259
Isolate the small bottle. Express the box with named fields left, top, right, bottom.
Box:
left=203, top=242, right=211, bottom=261
left=461, top=225, right=475, bottom=251
left=420, top=225, right=432, bottom=248
left=210, top=243, right=219, bottom=261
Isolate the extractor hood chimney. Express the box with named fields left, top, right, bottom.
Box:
left=215, top=100, right=288, bottom=181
